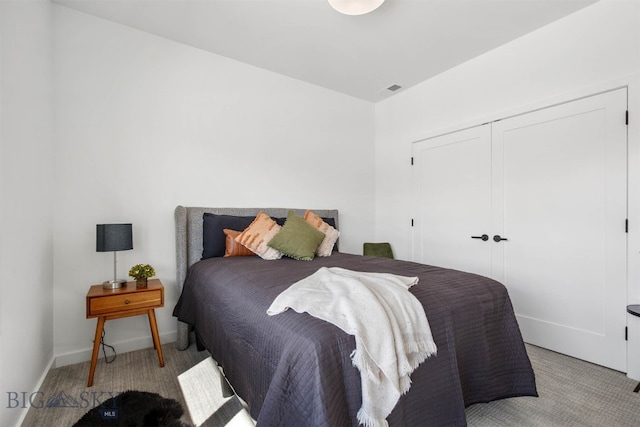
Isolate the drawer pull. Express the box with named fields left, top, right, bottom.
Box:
left=125, top=299, right=131, bottom=305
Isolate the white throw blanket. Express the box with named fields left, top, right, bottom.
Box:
left=266, top=267, right=437, bottom=427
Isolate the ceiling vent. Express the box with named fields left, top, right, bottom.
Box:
left=376, top=83, right=403, bottom=99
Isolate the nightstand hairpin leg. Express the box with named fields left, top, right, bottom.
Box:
left=87, top=316, right=106, bottom=387
left=147, top=309, right=165, bottom=367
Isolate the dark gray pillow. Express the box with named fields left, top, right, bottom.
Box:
left=202, top=214, right=256, bottom=259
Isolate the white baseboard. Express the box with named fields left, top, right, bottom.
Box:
left=53, top=330, right=177, bottom=368
left=13, top=351, right=55, bottom=427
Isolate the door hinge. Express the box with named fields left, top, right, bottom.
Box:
left=626, top=219, right=629, bottom=233
left=626, top=326, right=628, bottom=341
left=411, top=157, right=414, bottom=166
left=626, top=110, right=629, bottom=125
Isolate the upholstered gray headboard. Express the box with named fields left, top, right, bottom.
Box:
left=174, top=206, right=339, bottom=350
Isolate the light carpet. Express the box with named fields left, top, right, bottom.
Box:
left=20, top=342, right=640, bottom=426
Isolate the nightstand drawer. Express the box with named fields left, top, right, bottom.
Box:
left=88, top=289, right=162, bottom=316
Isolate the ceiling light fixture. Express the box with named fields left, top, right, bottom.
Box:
left=328, top=0, right=385, bottom=15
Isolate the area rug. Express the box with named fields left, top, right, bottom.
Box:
left=178, top=357, right=254, bottom=427
left=72, top=390, right=187, bottom=426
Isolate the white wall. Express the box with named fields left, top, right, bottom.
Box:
left=52, top=5, right=375, bottom=365
left=374, top=0, right=640, bottom=261
left=0, top=1, right=55, bottom=426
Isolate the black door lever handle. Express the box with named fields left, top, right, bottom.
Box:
left=471, top=234, right=489, bottom=241
left=493, top=235, right=508, bottom=242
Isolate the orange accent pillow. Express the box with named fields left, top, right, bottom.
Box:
left=234, top=212, right=283, bottom=260
left=304, top=210, right=340, bottom=257
left=223, top=229, right=256, bottom=257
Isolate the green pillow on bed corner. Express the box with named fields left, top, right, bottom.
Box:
left=268, top=211, right=325, bottom=261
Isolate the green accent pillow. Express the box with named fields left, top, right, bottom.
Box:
left=268, top=211, right=325, bottom=261
left=363, top=242, right=394, bottom=259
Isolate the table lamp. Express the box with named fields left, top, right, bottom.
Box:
left=96, top=223, right=133, bottom=289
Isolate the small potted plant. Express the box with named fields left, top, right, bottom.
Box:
left=129, top=263, right=155, bottom=288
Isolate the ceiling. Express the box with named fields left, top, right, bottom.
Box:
left=52, top=0, right=599, bottom=102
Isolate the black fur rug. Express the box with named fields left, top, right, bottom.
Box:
left=73, top=390, right=189, bottom=427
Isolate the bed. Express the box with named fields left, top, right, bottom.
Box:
left=173, top=206, right=537, bottom=426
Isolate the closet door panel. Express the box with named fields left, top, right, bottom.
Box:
left=412, top=125, right=492, bottom=276
left=492, top=88, right=627, bottom=370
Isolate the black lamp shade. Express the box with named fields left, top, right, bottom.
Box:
left=96, top=224, right=133, bottom=252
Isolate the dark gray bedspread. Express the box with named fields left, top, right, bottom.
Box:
left=173, top=253, right=537, bottom=426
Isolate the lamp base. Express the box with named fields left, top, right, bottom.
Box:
left=103, top=279, right=127, bottom=289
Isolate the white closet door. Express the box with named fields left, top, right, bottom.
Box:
left=412, top=125, right=492, bottom=276
left=492, top=88, right=627, bottom=371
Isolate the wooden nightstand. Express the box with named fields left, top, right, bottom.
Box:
left=85, top=278, right=165, bottom=387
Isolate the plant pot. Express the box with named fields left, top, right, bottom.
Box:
left=136, top=277, right=148, bottom=288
